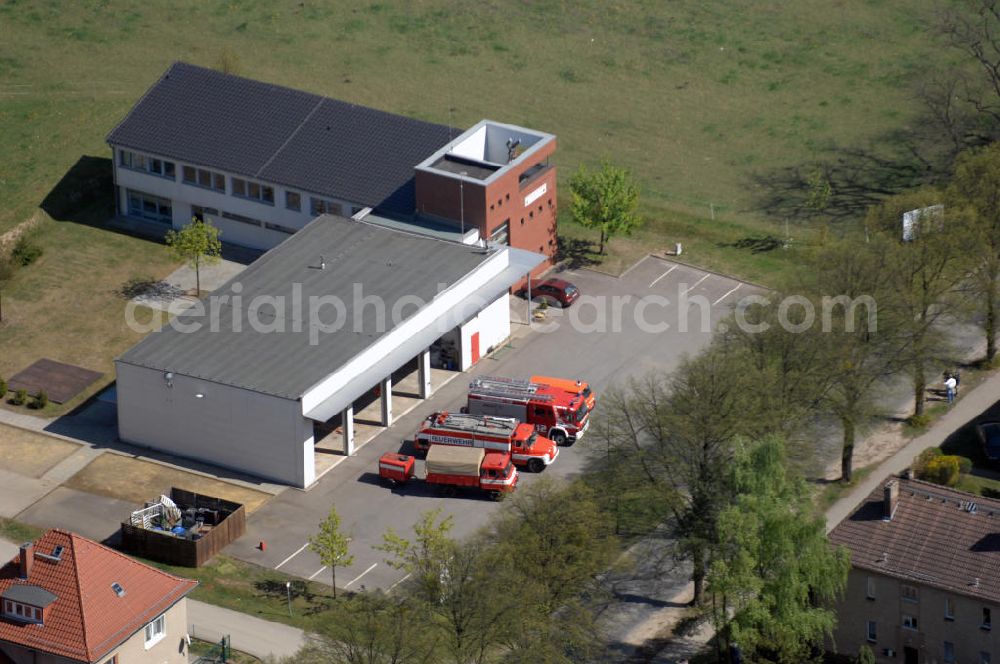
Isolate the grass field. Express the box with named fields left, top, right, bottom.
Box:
left=0, top=0, right=959, bottom=242
left=0, top=0, right=966, bottom=405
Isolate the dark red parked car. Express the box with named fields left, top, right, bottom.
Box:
left=520, top=277, right=580, bottom=307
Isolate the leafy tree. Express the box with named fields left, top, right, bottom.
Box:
left=803, top=237, right=900, bottom=482
left=309, top=506, right=354, bottom=598
left=857, top=644, right=876, bottom=664
left=569, top=160, right=641, bottom=254
left=600, top=344, right=756, bottom=603
left=165, top=217, right=222, bottom=296
left=866, top=189, right=971, bottom=416
left=706, top=437, right=850, bottom=664
left=377, top=509, right=457, bottom=605
left=948, top=143, right=1000, bottom=363
left=287, top=593, right=437, bottom=664
left=377, top=510, right=515, bottom=664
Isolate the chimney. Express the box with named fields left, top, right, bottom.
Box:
left=19, top=542, right=33, bottom=579
left=883, top=480, right=899, bottom=521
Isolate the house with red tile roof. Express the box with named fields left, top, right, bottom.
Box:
left=829, top=477, right=1000, bottom=664
left=0, top=529, right=197, bottom=664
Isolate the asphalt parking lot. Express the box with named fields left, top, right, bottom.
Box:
left=227, top=255, right=759, bottom=591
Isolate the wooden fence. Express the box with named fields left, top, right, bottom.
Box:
left=120, top=487, right=246, bottom=567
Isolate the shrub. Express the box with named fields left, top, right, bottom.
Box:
left=917, top=454, right=963, bottom=487
left=11, top=235, right=42, bottom=267
left=0, top=376, right=6, bottom=396
left=913, top=447, right=942, bottom=476
left=30, top=389, right=48, bottom=410
left=907, top=413, right=932, bottom=430
left=11, top=388, right=27, bottom=406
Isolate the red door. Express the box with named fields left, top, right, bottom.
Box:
left=471, top=332, right=481, bottom=364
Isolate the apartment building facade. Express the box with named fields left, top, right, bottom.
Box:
left=830, top=478, right=1000, bottom=664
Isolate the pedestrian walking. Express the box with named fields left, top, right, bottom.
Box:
left=945, top=374, right=958, bottom=404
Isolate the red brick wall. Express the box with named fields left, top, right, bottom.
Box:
left=414, top=139, right=558, bottom=283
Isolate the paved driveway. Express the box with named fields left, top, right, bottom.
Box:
left=228, top=256, right=758, bottom=591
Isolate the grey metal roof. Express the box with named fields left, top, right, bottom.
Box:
left=117, top=215, right=499, bottom=399
left=2, top=584, right=58, bottom=608
left=303, top=244, right=544, bottom=421
left=106, top=62, right=457, bottom=214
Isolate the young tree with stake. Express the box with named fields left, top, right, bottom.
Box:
left=309, top=506, right=353, bottom=598
left=165, top=217, right=222, bottom=296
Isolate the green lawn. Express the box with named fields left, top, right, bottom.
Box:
left=1, top=1, right=959, bottom=243
left=0, top=0, right=968, bottom=402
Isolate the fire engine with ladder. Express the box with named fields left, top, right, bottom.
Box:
left=465, top=376, right=590, bottom=445
left=414, top=411, right=558, bottom=473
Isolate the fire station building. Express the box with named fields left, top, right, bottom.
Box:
left=115, top=215, right=544, bottom=488
left=106, top=62, right=557, bottom=280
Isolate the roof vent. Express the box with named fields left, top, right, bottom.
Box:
left=974, top=577, right=982, bottom=588
left=319, top=255, right=326, bottom=270
left=35, top=545, right=64, bottom=563
left=879, top=552, right=888, bottom=564
left=111, top=582, right=126, bottom=598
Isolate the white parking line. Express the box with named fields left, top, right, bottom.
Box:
left=273, top=542, right=310, bottom=570
left=713, top=283, right=741, bottom=305
left=344, top=563, right=378, bottom=588
left=680, top=274, right=711, bottom=295
left=649, top=265, right=678, bottom=288
left=308, top=566, right=328, bottom=581
left=387, top=572, right=412, bottom=593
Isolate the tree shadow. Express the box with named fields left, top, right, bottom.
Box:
left=751, top=136, right=943, bottom=226
left=556, top=236, right=600, bottom=269
left=717, top=235, right=783, bottom=253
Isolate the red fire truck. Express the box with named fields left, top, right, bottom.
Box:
left=530, top=375, right=597, bottom=411
left=413, top=412, right=558, bottom=473
left=465, top=376, right=590, bottom=445
left=377, top=446, right=518, bottom=498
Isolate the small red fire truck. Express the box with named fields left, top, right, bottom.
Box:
left=465, top=376, right=590, bottom=445
left=378, top=446, right=518, bottom=498
left=413, top=412, right=558, bottom=473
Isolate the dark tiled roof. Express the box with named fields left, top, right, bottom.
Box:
left=106, top=62, right=457, bottom=214
left=830, top=477, right=1000, bottom=603
left=1, top=584, right=57, bottom=607
left=0, top=530, right=197, bottom=662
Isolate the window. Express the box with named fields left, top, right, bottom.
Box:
left=264, top=222, right=295, bottom=235
left=311, top=197, right=341, bottom=216
left=3, top=599, right=42, bottom=624
left=902, top=584, right=919, bottom=603
left=191, top=205, right=219, bottom=223
left=286, top=191, right=301, bottom=211
left=865, top=576, right=876, bottom=599
left=104, top=656, right=118, bottom=664
left=945, top=597, right=955, bottom=620
left=119, top=150, right=175, bottom=180
left=144, top=613, right=166, bottom=648
left=220, top=210, right=262, bottom=227
left=866, top=620, right=876, bottom=642
left=126, top=189, right=172, bottom=225
left=182, top=166, right=225, bottom=192
left=945, top=641, right=956, bottom=663
left=985, top=607, right=992, bottom=630
left=231, top=178, right=274, bottom=205
left=490, top=220, right=510, bottom=246
left=902, top=614, right=918, bottom=630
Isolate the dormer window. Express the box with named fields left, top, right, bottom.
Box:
left=3, top=599, right=42, bottom=624
left=2, top=585, right=57, bottom=624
